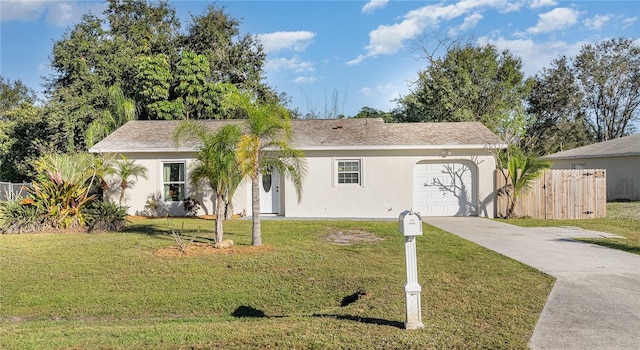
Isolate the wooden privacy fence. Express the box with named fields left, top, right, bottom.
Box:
left=495, top=169, right=607, bottom=219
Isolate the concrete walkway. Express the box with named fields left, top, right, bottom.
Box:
left=424, top=217, right=640, bottom=350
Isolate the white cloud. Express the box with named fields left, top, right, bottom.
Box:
left=530, top=0, right=557, bottom=9
left=0, top=0, right=47, bottom=22
left=622, top=16, right=637, bottom=28
left=265, top=57, right=314, bottom=73
left=461, top=12, right=483, bottom=30
left=0, top=0, right=104, bottom=26
left=584, top=14, right=611, bottom=30
left=527, top=7, right=580, bottom=34
left=360, top=87, right=373, bottom=97
left=476, top=35, right=585, bottom=76
left=256, top=31, right=316, bottom=54
left=502, top=1, right=525, bottom=13
left=449, top=12, right=483, bottom=36
left=294, top=76, right=317, bottom=84
left=362, top=0, right=389, bottom=14
left=348, top=0, right=511, bottom=65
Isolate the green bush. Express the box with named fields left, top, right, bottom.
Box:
left=85, top=201, right=129, bottom=232
left=0, top=199, right=50, bottom=234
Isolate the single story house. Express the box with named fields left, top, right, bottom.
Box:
left=542, top=133, right=640, bottom=201
left=89, top=118, right=503, bottom=218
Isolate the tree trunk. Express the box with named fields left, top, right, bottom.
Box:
left=223, top=191, right=234, bottom=220
left=215, top=194, right=225, bottom=243
left=251, top=173, right=261, bottom=246
left=119, top=186, right=125, bottom=207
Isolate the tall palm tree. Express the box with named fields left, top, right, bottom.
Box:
left=114, top=155, right=148, bottom=207
left=173, top=121, right=243, bottom=243
left=235, top=99, right=307, bottom=246
left=86, top=84, right=136, bottom=148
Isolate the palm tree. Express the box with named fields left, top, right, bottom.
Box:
left=114, top=155, right=148, bottom=207
left=86, top=84, right=136, bottom=148
left=173, top=121, right=243, bottom=243
left=504, top=155, right=551, bottom=218
left=235, top=98, right=307, bottom=246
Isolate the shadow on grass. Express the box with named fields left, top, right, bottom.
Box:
left=123, top=222, right=216, bottom=244
left=230, top=306, right=403, bottom=328
left=122, top=223, right=166, bottom=236
left=312, top=313, right=404, bottom=329
left=232, top=305, right=266, bottom=318
left=579, top=239, right=640, bottom=255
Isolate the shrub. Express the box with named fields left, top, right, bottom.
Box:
left=26, top=170, right=96, bottom=229
left=182, top=197, right=201, bottom=216
left=143, top=193, right=160, bottom=217
left=0, top=199, right=50, bottom=234
left=85, top=201, right=129, bottom=232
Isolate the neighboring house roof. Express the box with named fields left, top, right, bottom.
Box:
left=89, top=118, right=503, bottom=153
left=543, top=133, right=640, bottom=160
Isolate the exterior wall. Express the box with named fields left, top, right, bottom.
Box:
left=103, top=152, right=248, bottom=217
left=550, top=155, right=640, bottom=201
left=281, top=149, right=497, bottom=218
left=105, top=149, right=497, bottom=218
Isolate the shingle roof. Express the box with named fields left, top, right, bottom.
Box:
left=543, top=133, right=640, bottom=160
left=89, top=118, right=503, bottom=153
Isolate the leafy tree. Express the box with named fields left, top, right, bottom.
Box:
left=0, top=77, right=50, bottom=182
left=0, top=102, right=48, bottom=182
left=174, top=121, right=243, bottom=243
left=0, top=77, right=37, bottom=111
left=47, top=13, right=113, bottom=151
left=574, top=38, right=640, bottom=141
left=526, top=57, right=592, bottom=156
left=113, top=155, right=148, bottom=207
left=132, top=54, right=175, bottom=119
left=181, top=5, right=276, bottom=102
left=353, top=106, right=395, bottom=122
left=233, top=95, right=307, bottom=246
left=46, top=0, right=275, bottom=147
left=396, top=44, right=532, bottom=141
left=105, top=0, right=180, bottom=58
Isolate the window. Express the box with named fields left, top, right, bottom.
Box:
left=337, top=160, right=361, bottom=184
left=163, top=162, right=185, bottom=201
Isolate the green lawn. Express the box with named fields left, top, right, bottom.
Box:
left=0, top=219, right=553, bottom=349
left=499, top=201, right=640, bottom=255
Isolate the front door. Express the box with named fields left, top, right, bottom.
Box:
left=259, top=171, right=280, bottom=214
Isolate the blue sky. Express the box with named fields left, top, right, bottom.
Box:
left=1, top=0, right=638, bottom=117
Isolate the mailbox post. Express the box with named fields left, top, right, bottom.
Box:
left=399, top=209, right=425, bottom=330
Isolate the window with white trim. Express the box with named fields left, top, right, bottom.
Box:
left=163, top=162, right=185, bottom=201
left=337, top=160, right=361, bottom=184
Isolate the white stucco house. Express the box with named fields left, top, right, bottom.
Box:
left=89, top=118, right=503, bottom=218
left=543, top=133, right=640, bottom=201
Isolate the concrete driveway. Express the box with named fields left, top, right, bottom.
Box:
left=424, top=217, right=640, bottom=350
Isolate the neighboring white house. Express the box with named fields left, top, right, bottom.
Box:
left=89, top=118, right=503, bottom=218
left=543, top=133, right=640, bottom=201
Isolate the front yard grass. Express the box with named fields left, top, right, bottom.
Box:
left=499, top=201, right=640, bottom=255
left=0, top=219, right=553, bottom=349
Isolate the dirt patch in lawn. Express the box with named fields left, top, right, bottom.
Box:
left=153, top=243, right=274, bottom=257
left=324, top=228, right=384, bottom=245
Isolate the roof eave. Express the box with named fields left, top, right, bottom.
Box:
left=299, top=144, right=505, bottom=151
left=543, top=152, right=640, bottom=160
left=90, top=144, right=507, bottom=154
left=88, top=147, right=194, bottom=154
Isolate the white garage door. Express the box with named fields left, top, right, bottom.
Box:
left=413, top=162, right=476, bottom=216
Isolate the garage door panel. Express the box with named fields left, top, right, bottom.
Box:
left=413, top=162, right=476, bottom=217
